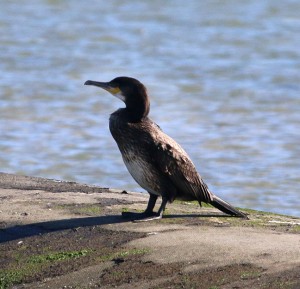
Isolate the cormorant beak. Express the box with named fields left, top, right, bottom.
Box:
left=84, top=80, right=124, bottom=101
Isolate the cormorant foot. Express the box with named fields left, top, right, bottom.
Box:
left=122, top=211, right=162, bottom=222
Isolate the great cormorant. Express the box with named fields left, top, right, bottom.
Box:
left=85, top=77, right=247, bottom=221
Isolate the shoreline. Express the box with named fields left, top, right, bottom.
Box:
left=0, top=172, right=299, bottom=289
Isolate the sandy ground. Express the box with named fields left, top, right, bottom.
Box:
left=0, top=172, right=299, bottom=289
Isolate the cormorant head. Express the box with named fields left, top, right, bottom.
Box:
left=85, top=76, right=150, bottom=122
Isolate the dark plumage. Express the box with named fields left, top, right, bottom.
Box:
left=85, top=77, right=247, bottom=220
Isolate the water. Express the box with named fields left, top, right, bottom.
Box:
left=0, top=0, right=299, bottom=217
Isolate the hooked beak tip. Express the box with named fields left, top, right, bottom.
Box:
left=84, top=80, right=93, bottom=85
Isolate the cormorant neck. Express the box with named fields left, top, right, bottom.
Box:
left=125, top=93, right=150, bottom=122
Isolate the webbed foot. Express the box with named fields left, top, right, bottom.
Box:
left=122, top=211, right=162, bottom=222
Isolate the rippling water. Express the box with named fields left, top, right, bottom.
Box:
left=1, top=0, right=299, bottom=217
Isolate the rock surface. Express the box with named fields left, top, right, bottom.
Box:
left=0, top=172, right=299, bottom=289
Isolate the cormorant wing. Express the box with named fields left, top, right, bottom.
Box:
left=149, top=129, right=213, bottom=203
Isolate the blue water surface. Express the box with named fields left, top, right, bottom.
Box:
left=0, top=0, right=299, bottom=216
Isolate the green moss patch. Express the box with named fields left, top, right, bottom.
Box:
left=53, top=203, right=102, bottom=216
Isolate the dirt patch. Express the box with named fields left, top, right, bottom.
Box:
left=96, top=258, right=181, bottom=288
left=258, top=266, right=300, bottom=289
left=151, top=263, right=263, bottom=289
left=0, top=227, right=146, bottom=288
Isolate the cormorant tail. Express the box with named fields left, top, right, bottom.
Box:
left=210, top=195, right=248, bottom=218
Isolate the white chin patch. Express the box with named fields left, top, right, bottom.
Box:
left=114, top=92, right=125, bottom=102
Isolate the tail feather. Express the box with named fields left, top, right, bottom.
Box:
left=210, top=195, right=248, bottom=218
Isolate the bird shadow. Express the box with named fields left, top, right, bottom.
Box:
left=0, top=212, right=234, bottom=243
left=0, top=214, right=127, bottom=243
